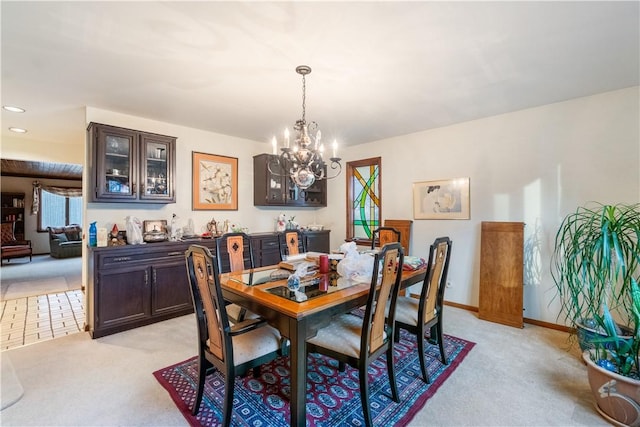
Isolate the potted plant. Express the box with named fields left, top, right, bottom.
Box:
left=552, top=203, right=640, bottom=425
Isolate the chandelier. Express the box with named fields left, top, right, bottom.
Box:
left=268, top=65, right=342, bottom=190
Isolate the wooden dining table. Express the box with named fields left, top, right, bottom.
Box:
left=219, top=264, right=426, bottom=427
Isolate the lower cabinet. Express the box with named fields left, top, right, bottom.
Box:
left=303, top=230, right=330, bottom=253
left=94, top=266, right=150, bottom=333
left=89, top=241, right=215, bottom=338
left=151, top=260, right=192, bottom=316
left=88, top=230, right=332, bottom=338
left=251, top=233, right=281, bottom=267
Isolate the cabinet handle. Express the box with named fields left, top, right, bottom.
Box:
left=113, top=256, right=131, bottom=262
left=167, top=251, right=183, bottom=256
left=153, top=269, right=157, bottom=283
left=132, top=183, right=137, bottom=193
left=144, top=271, right=149, bottom=285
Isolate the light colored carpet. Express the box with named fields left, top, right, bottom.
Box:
left=0, top=255, right=81, bottom=301
left=2, top=277, right=70, bottom=301
left=0, top=354, right=24, bottom=410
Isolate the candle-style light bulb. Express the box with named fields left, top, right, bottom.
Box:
left=319, top=143, right=325, bottom=153
left=315, top=130, right=321, bottom=149
left=272, top=136, right=277, bottom=155
left=284, top=128, right=290, bottom=148
left=332, top=139, right=338, bottom=158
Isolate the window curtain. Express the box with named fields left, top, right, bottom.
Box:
left=31, top=181, right=82, bottom=215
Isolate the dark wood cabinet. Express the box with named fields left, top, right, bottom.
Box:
left=151, top=260, right=193, bottom=316
left=251, top=233, right=282, bottom=267
left=88, top=240, right=213, bottom=338
left=302, top=230, right=331, bottom=253
left=88, top=122, right=176, bottom=204
left=88, top=230, right=331, bottom=338
left=94, top=266, right=150, bottom=332
left=253, top=153, right=327, bottom=207
left=1, top=192, right=25, bottom=240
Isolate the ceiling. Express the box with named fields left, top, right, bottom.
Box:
left=1, top=1, right=638, bottom=152
left=0, top=159, right=82, bottom=180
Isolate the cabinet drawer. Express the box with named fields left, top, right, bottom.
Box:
left=97, top=248, right=186, bottom=269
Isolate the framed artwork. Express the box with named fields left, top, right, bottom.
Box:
left=413, top=177, right=470, bottom=220
left=143, top=220, right=167, bottom=234
left=192, top=152, right=238, bottom=210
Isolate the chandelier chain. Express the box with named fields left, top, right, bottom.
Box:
left=301, top=73, right=306, bottom=124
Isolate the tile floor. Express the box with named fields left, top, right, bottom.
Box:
left=0, top=290, right=85, bottom=351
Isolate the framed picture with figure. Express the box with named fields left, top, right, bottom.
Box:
left=413, top=177, right=470, bottom=219
left=192, top=152, right=238, bottom=210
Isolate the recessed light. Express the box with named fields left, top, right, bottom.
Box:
left=9, top=127, right=27, bottom=133
left=3, top=106, right=25, bottom=113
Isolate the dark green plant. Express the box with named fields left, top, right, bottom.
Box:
left=552, top=203, right=640, bottom=378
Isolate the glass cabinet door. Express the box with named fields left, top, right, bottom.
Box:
left=266, top=155, right=286, bottom=204
left=140, top=133, right=175, bottom=202
left=96, top=126, right=137, bottom=200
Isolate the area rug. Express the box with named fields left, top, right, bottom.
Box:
left=154, top=330, right=475, bottom=426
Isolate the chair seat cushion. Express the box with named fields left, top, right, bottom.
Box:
left=231, top=324, right=281, bottom=366
left=394, top=295, right=436, bottom=326
left=59, top=241, right=81, bottom=247
left=2, top=246, right=31, bottom=254
left=307, top=313, right=384, bottom=358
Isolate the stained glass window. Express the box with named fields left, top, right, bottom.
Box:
left=347, top=157, right=381, bottom=243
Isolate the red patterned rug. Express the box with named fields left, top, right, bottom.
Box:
left=154, top=330, right=474, bottom=426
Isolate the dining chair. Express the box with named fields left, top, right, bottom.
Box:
left=215, top=232, right=256, bottom=322
left=185, top=245, right=282, bottom=426
left=371, top=226, right=401, bottom=250
left=394, top=236, right=452, bottom=383
left=278, top=230, right=307, bottom=260
left=307, top=242, right=404, bottom=427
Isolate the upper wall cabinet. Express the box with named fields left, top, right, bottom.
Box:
left=88, top=123, right=176, bottom=204
left=253, top=154, right=327, bottom=207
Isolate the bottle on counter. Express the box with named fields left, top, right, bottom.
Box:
left=89, top=222, right=97, bottom=247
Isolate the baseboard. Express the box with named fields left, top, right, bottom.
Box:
left=444, top=300, right=477, bottom=312
left=523, top=317, right=572, bottom=333
left=443, top=300, right=571, bottom=333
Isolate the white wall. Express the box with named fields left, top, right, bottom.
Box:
left=327, top=87, right=640, bottom=325
left=84, top=108, right=331, bottom=238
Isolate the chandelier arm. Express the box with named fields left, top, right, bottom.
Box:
left=325, top=160, right=343, bottom=180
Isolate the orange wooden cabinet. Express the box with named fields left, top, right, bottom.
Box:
left=478, top=221, right=524, bottom=328
left=384, top=219, right=412, bottom=255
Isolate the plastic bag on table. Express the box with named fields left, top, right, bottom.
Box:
left=337, top=242, right=375, bottom=282
left=125, top=216, right=144, bottom=245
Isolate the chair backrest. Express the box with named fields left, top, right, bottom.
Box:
left=1, top=222, right=16, bottom=244
left=215, top=232, right=255, bottom=273
left=419, top=237, right=452, bottom=324
left=362, top=242, right=404, bottom=356
left=279, top=230, right=306, bottom=260
left=371, top=227, right=401, bottom=250
left=185, top=245, right=231, bottom=365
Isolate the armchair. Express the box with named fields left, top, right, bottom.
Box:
left=47, top=224, right=82, bottom=258
left=1, top=222, right=32, bottom=265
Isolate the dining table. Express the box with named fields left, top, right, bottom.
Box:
left=219, top=263, right=427, bottom=427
